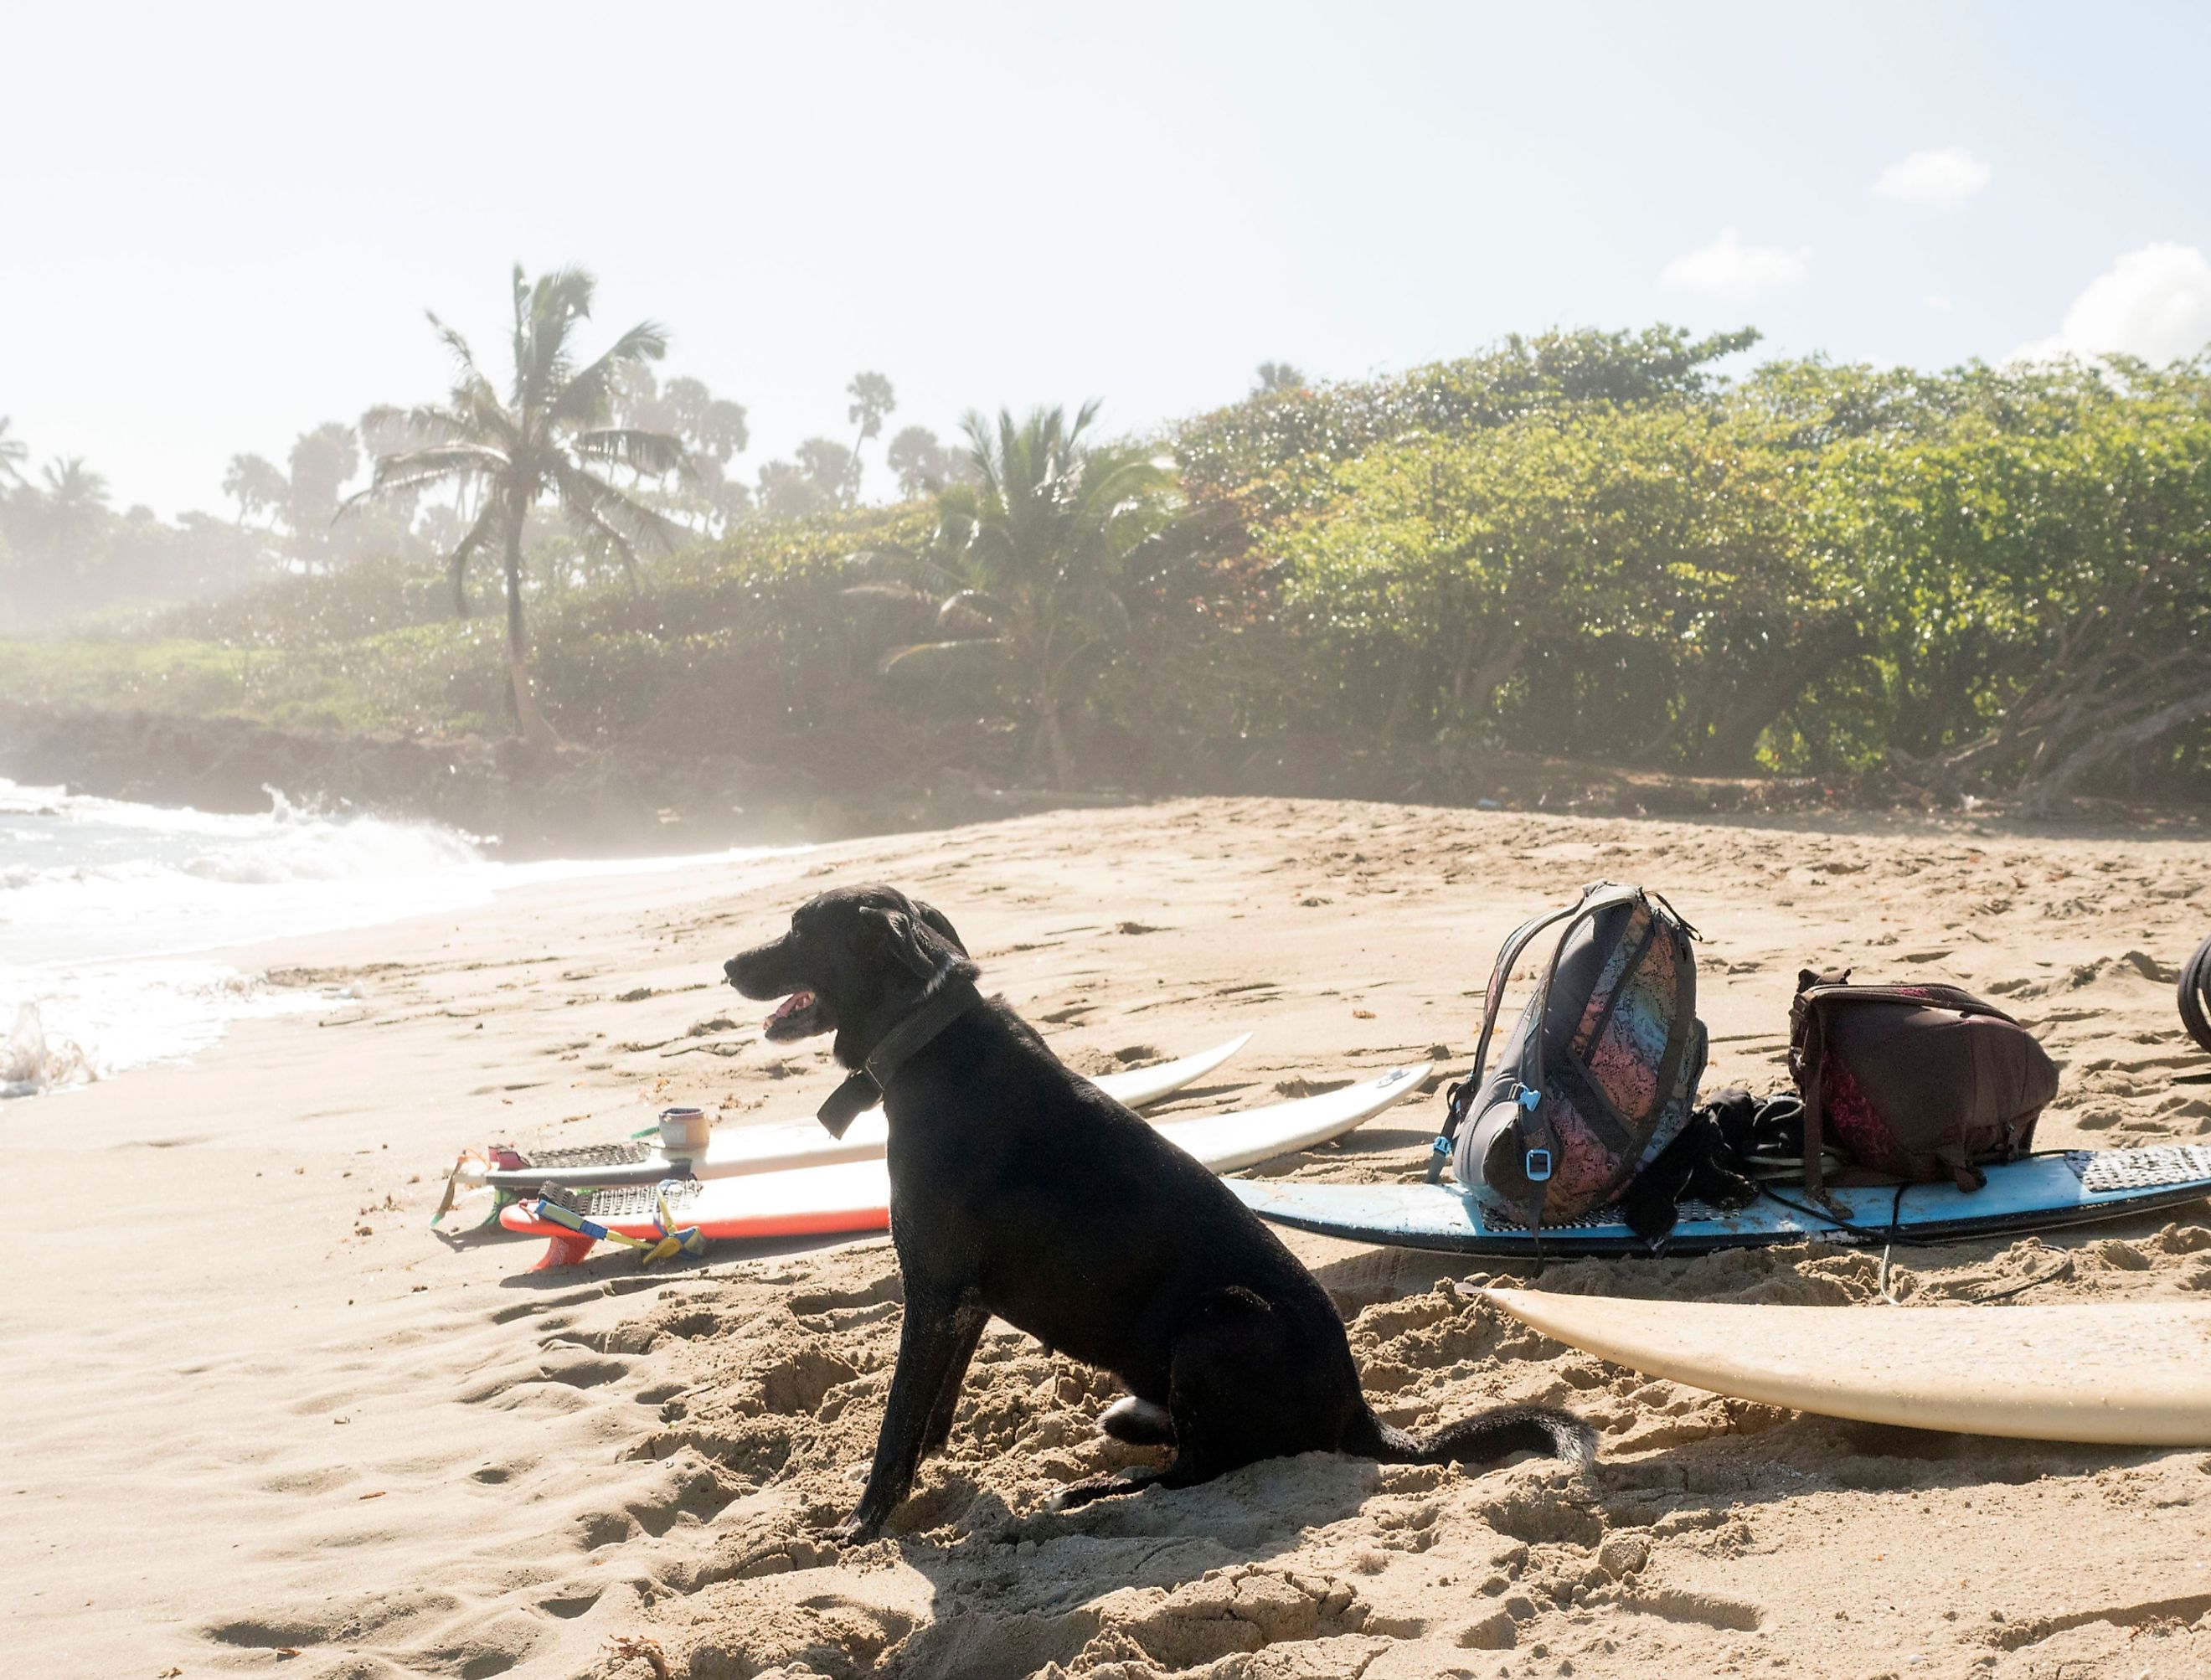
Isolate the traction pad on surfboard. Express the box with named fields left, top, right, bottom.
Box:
left=1472, top=1148, right=2211, bottom=1231
left=2079, top=1143, right=2211, bottom=1193
left=506, top=1141, right=655, bottom=1172
left=549, top=1178, right=709, bottom=1221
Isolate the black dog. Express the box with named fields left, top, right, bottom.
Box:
left=726, top=884, right=1592, bottom=1542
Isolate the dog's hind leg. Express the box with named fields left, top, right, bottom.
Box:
left=1075, top=1288, right=1334, bottom=1505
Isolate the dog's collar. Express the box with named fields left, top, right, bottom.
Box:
left=816, top=977, right=984, bottom=1137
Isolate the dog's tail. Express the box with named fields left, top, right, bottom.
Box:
left=1345, top=1402, right=1595, bottom=1471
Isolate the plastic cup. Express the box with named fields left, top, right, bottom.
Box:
left=658, top=1106, right=709, bottom=1155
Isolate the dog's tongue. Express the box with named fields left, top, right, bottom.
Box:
left=767, top=991, right=814, bottom=1030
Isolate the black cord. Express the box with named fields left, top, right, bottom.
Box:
left=1875, top=1182, right=1909, bottom=1300
left=1756, top=1181, right=1989, bottom=1250
left=1969, top=1255, right=2074, bottom=1301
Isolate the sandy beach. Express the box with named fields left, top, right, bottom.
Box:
left=10, top=796, right=2211, bottom=1680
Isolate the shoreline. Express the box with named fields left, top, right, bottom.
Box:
left=8, top=796, right=2210, bottom=1677
left=15, top=699, right=2204, bottom=869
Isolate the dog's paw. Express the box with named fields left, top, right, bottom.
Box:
left=826, top=1513, right=884, bottom=1548
left=1096, top=1395, right=1176, bottom=1446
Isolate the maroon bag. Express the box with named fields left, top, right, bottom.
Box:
left=1788, top=971, right=2059, bottom=1202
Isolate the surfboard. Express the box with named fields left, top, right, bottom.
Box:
left=466, top=1033, right=1250, bottom=1196
left=502, top=1062, right=1430, bottom=1264
left=1228, top=1144, right=2211, bottom=1255
left=1482, top=1288, right=2211, bottom=1446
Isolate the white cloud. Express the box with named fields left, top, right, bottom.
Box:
left=1658, top=229, right=1809, bottom=301
left=2014, top=244, right=2211, bottom=365
left=1872, top=146, right=1992, bottom=208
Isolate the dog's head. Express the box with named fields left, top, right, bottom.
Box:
left=724, top=884, right=972, bottom=1067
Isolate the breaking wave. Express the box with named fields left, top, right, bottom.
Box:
left=0, top=780, right=797, bottom=1097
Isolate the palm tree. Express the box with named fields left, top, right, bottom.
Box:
left=843, top=371, right=895, bottom=504
left=884, top=425, right=952, bottom=497
left=877, top=403, right=1174, bottom=786
left=356, top=265, right=690, bottom=743
left=37, top=456, right=111, bottom=566
left=222, top=452, right=288, bottom=526
left=0, top=417, right=27, bottom=489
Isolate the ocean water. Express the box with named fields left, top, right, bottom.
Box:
left=0, top=778, right=796, bottom=1099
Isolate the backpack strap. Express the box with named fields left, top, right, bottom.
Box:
left=1428, top=884, right=1602, bottom=1183
left=1791, top=989, right=1837, bottom=1208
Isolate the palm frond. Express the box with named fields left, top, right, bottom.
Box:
left=552, top=459, right=686, bottom=560
left=363, top=442, right=509, bottom=497
left=573, top=426, right=692, bottom=481
left=518, top=267, right=600, bottom=410
left=508, top=264, right=533, bottom=409
left=936, top=588, right=1004, bottom=632
left=361, top=403, right=464, bottom=449
left=957, top=410, right=999, bottom=497
left=550, top=321, right=671, bottom=429
left=425, top=310, right=490, bottom=392
left=877, top=636, right=1013, bottom=679
left=840, top=583, right=936, bottom=606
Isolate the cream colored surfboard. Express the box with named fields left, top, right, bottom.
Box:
left=1483, top=1289, right=2211, bottom=1447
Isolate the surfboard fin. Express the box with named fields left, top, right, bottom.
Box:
left=531, top=1231, right=600, bottom=1270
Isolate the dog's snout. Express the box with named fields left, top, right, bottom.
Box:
left=724, top=941, right=789, bottom=1000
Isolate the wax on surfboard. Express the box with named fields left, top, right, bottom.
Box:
left=502, top=1061, right=1430, bottom=1265
left=1482, top=1289, right=2211, bottom=1446
left=464, top=1033, right=1251, bottom=1197
left=1228, top=1145, right=2211, bottom=1256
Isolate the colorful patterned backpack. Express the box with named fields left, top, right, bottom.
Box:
left=1435, top=883, right=1708, bottom=1227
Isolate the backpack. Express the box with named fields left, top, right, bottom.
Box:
left=1435, top=882, right=1708, bottom=1225
left=1787, top=971, right=2059, bottom=1202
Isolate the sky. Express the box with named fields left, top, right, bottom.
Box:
left=4, top=0, right=2209, bottom=518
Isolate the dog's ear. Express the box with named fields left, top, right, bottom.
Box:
left=910, top=899, right=967, bottom=957
left=859, top=906, right=945, bottom=980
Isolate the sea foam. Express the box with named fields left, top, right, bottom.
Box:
left=0, top=779, right=800, bottom=1098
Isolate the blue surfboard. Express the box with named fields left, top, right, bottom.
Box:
left=1229, top=1145, right=2211, bottom=1256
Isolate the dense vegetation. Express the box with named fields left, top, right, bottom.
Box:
left=4, top=324, right=2208, bottom=811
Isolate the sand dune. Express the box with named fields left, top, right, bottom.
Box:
left=8, top=797, right=2211, bottom=1678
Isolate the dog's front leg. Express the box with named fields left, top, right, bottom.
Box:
left=836, top=1286, right=986, bottom=1543
left=919, top=1308, right=988, bottom=1457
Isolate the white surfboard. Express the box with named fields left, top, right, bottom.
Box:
left=1483, top=1288, right=2211, bottom=1447
left=461, top=1033, right=1251, bottom=1198
left=502, top=1062, right=1430, bottom=1260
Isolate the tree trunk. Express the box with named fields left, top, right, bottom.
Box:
left=1027, top=643, right=1079, bottom=789
left=1381, top=644, right=1423, bottom=739
left=1032, top=708, right=1075, bottom=790
left=1454, top=638, right=1525, bottom=728
left=1691, top=620, right=1863, bottom=771
left=2021, top=688, right=2211, bottom=815
left=502, top=492, right=559, bottom=749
